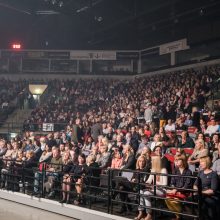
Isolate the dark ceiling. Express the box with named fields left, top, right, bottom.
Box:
left=0, top=0, right=220, bottom=50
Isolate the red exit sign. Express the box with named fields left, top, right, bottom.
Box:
left=12, top=44, right=21, bottom=49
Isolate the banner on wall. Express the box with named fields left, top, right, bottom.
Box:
left=42, top=123, right=54, bottom=132
left=70, top=51, right=116, bottom=60
left=116, top=51, right=139, bottom=59
left=1, top=50, right=24, bottom=58
left=25, top=51, right=46, bottom=59
left=25, top=51, right=70, bottom=59
left=159, top=39, right=189, bottom=55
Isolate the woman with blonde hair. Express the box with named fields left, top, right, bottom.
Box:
left=116, top=145, right=135, bottom=214
left=188, top=139, right=208, bottom=172
left=59, top=151, right=73, bottom=203
left=132, top=155, right=151, bottom=186
left=121, top=144, right=135, bottom=170
left=117, top=155, right=150, bottom=214
left=135, top=156, right=167, bottom=220
left=194, top=156, right=219, bottom=220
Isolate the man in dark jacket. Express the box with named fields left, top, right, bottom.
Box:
left=91, top=118, right=102, bottom=142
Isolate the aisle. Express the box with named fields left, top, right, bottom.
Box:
left=0, top=199, right=75, bottom=220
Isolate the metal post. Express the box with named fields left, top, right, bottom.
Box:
left=138, top=172, right=141, bottom=205
left=77, top=60, right=79, bottom=74
left=22, top=162, right=25, bottom=193
left=48, top=59, right=51, bottom=72
left=171, top=51, right=176, bottom=66
left=198, top=177, right=202, bottom=220
left=153, top=173, right=156, bottom=220
left=41, top=163, right=45, bottom=198
left=88, top=167, right=92, bottom=209
left=107, top=169, right=111, bottom=214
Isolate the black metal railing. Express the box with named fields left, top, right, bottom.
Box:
left=0, top=159, right=202, bottom=219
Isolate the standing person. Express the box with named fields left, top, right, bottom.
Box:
left=130, top=126, right=140, bottom=153
left=144, top=104, right=153, bottom=124
left=18, top=91, right=25, bottom=110
left=71, top=119, right=84, bottom=144
left=91, top=117, right=102, bottom=143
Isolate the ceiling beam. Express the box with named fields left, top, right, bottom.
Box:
left=0, top=2, right=31, bottom=15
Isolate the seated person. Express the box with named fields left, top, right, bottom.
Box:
left=153, top=145, right=172, bottom=174
left=86, top=154, right=100, bottom=187
left=167, top=131, right=179, bottom=148
left=60, top=151, right=73, bottom=203
left=188, top=139, right=209, bottom=172
left=194, top=156, right=219, bottom=220
left=136, top=156, right=168, bottom=220
left=110, top=150, right=123, bottom=169
left=33, top=145, right=52, bottom=195
left=205, top=119, right=219, bottom=136
left=0, top=142, right=15, bottom=188
left=178, top=131, right=195, bottom=149
left=45, top=147, right=63, bottom=198
left=69, top=154, right=88, bottom=205
left=149, top=134, right=162, bottom=151
left=210, top=134, right=219, bottom=154
left=81, top=136, right=94, bottom=157
left=166, top=154, right=192, bottom=220
left=118, top=155, right=151, bottom=214
left=136, top=136, right=148, bottom=155
left=96, top=144, right=111, bottom=169
left=212, top=143, right=220, bottom=177
left=212, top=142, right=220, bottom=163
left=165, top=119, right=176, bottom=132
left=176, top=118, right=187, bottom=131
left=136, top=146, right=151, bottom=160
left=120, top=144, right=135, bottom=170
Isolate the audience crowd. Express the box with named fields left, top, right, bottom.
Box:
left=0, top=79, right=27, bottom=121
left=1, top=66, right=220, bottom=220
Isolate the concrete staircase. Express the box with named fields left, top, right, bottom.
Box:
left=0, top=109, right=32, bottom=134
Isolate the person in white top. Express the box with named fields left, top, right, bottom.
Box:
left=144, top=104, right=153, bottom=123
left=135, top=156, right=168, bottom=220
left=205, top=119, right=219, bottom=136
left=149, top=133, right=162, bottom=151
left=164, top=119, right=176, bottom=132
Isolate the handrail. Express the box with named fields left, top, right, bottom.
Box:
left=0, top=159, right=202, bottom=219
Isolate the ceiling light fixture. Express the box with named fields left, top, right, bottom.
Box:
left=51, top=0, right=56, bottom=5
left=58, top=1, right=63, bottom=7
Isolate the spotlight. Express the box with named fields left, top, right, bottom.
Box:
left=152, top=25, right=156, bottom=31
left=58, top=1, right=63, bottom=7
left=199, top=8, right=204, bottom=16
left=94, top=16, right=103, bottom=22
left=174, top=18, right=179, bottom=24
left=51, top=0, right=56, bottom=5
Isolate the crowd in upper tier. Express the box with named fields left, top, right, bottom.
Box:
left=1, top=65, right=220, bottom=220
left=0, top=79, right=27, bottom=121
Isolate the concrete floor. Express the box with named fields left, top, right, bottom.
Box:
left=0, top=199, right=75, bottom=220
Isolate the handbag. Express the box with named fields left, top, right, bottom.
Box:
left=166, top=192, right=188, bottom=200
